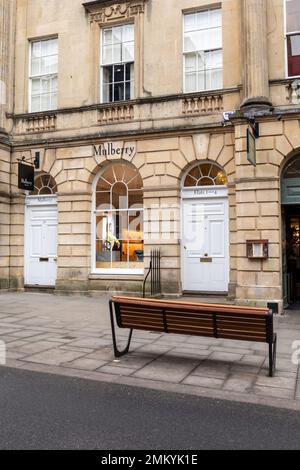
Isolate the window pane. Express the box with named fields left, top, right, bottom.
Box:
left=288, top=34, right=300, bottom=76
left=41, top=77, right=51, bottom=93
left=31, top=95, right=40, bottom=112
left=197, top=70, right=205, bottom=90
left=185, top=52, right=197, bottom=72
left=112, top=44, right=122, bottom=63
left=125, top=81, right=132, bottom=100
left=124, top=24, right=134, bottom=42
left=31, top=78, right=41, bottom=95
left=103, top=28, right=113, bottom=46
left=31, top=58, right=40, bottom=75
left=114, top=82, right=124, bottom=101
left=123, top=41, right=134, bottom=62
left=51, top=76, right=58, bottom=92
left=206, top=50, right=223, bottom=70
left=210, top=9, right=222, bottom=28
left=32, top=41, right=41, bottom=58
left=197, top=10, right=209, bottom=29
left=102, top=45, right=113, bottom=65
left=125, top=63, right=132, bottom=81
left=185, top=73, right=197, bottom=92
left=103, top=66, right=113, bottom=84
left=112, top=27, right=122, bottom=44
left=41, top=93, right=51, bottom=111
left=185, top=13, right=197, bottom=32
left=103, top=84, right=113, bottom=102
left=41, top=39, right=58, bottom=56
left=286, top=0, right=300, bottom=33
left=96, top=191, right=110, bottom=209
left=96, top=240, right=111, bottom=268
left=114, top=64, right=125, bottom=82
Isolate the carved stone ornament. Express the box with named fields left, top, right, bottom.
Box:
left=84, top=1, right=147, bottom=24
left=286, top=79, right=300, bottom=105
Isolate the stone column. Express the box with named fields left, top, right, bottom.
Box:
left=241, top=0, right=272, bottom=109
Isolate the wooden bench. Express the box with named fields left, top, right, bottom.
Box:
left=109, top=296, right=277, bottom=377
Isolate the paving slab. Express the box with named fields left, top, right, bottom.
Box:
left=1, top=292, right=300, bottom=411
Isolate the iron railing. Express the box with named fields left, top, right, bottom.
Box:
left=142, top=250, right=161, bottom=298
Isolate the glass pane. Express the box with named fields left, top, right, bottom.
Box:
left=184, top=29, right=221, bottom=53
left=97, top=176, right=111, bottom=191
left=31, top=95, right=40, bottom=112
left=102, top=45, right=113, bottom=65
left=124, top=24, right=134, bottom=42
left=31, top=58, right=40, bottom=76
left=41, top=57, right=51, bottom=75
left=51, top=76, right=58, bottom=92
left=288, top=35, right=300, bottom=76
left=103, top=84, right=113, bottom=103
left=185, top=52, right=197, bottom=72
left=185, top=73, right=196, bottom=92
left=206, top=50, right=223, bottom=69
left=210, top=9, right=222, bottom=28
left=101, top=167, right=116, bottom=185
left=96, top=191, right=110, bottom=209
left=284, top=158, right=300, bottom=178
left=112, top=26, right=122, bottom=44
left=123, top=41, right=134, bottom=62
left=125, top=81, right=132, bottom=100
left=199, top=177, right=214, bottom=186
left=114, top=82, right=124, bottom=101
left=48, top=55, right=58, bottom=74
left=103, top=66, right=113, bottom=83
left=112, top=182, right=128, bottom=210
left=113, top=44, right=122, bottom=63
left=31, top=78, right=41, bottom=95
left=286, top=0, right=300, bottom=33
left=41, top=77, right=51, bottom=93
left=32, top=41, right=41, bottom=58
left=197, top=70, right=205, bottom=90
left=103, top=28, right=113, bottom=46
left=96, top=240, right=111, bottom=268
left=189, top=165, right=201, bottom=180
left=200, top=163, right=212, bottom=177
left=41, top=39, right=58, bottom=56
left=184, top=174, right=197, bottom=187
left=215, top=170, right=227, bottom=185
left=41, top=93, right=51, bottom=111
left=197, top=10, right=209, bottom=29
left=129, top=190, right=143, bottom=208
left=184, top=13, right=197, bottom=32
left=114, top=64, right=125, bottom=82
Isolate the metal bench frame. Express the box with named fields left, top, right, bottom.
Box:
left=109, top=298, right=277, bottom=377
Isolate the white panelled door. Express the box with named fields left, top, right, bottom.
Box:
left=25, top=198, right=58, bottom=286
left=182, top=196, right=229, bottom=293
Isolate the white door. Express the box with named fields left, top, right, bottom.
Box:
left=25, top=199, right=58, bottom=286
left=182, top=197, right=229, bottom=292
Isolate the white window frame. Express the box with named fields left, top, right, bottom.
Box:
left=284, top=0, right=300, bottom=79
left=100, top=23, right=135, bottom=104
left=29, top=37, right=58, bottom=113
left=183, top=7, right=223, bottom=93
left=91, top=166, right=144, bottom=276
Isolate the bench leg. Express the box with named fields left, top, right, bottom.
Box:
left=269, top=333, right=277, bottom=377
left=109, top=301, right=133, bottom=358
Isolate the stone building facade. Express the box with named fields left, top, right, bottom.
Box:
left=1, top=0, right=300, bottom=313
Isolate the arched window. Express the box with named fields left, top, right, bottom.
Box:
left=31, top=173, right=57, bottom=195
left=282, top=156, right=300, bottom=205
left=183, top=162, right=227, bottom=187
left=93, top=162, right=144, bottom=273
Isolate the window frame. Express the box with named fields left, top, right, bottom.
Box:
left=91, top=164, right=144, bottom=276
left=28, top=36, right=59, bottom=113
left=100, top=23, right=135, bottom=104
left=285, top=0, right=300, bottom=79
left=183, top=7, right=223, bottom=94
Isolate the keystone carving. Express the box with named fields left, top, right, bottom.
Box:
left=86, top=1, right=146, bottom=24
left=286, top=80, right=300, bottom=105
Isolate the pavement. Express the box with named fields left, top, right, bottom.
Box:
left=0, top=292, right=300, bottom=411
left=1, top=366, right=300, bottom=450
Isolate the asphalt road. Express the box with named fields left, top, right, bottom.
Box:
left=0, top=366, right=300, bottom=450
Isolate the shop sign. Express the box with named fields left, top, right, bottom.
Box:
left=182, top=187, right=228, bottom=199
left=18, top=163, right=34, bottom=191
left=93, top=142, right=136, bottom=159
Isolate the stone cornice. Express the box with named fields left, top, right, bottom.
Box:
left=83, top=0, right=147, bottom=24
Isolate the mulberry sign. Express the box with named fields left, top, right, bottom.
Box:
left=94, top=142, right=136, bottom=159
left=18, top=163, right=34, bottom=191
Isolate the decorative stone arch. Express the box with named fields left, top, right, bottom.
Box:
left=30, top=172, right=57, bottom=195
left=180, top=160, right=228, bottom=188
left=281, top=151, right=300, bottom=205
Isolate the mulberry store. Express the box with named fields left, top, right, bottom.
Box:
left=12, top=131, right=236, bottom=300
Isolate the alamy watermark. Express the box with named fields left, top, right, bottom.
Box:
left=0, top=340, right=6, bottom=365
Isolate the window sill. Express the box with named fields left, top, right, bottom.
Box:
left=89, top=273, right=144, bottom=281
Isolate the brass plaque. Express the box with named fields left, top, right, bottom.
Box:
left=200, top=258, right=213, bottom=263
